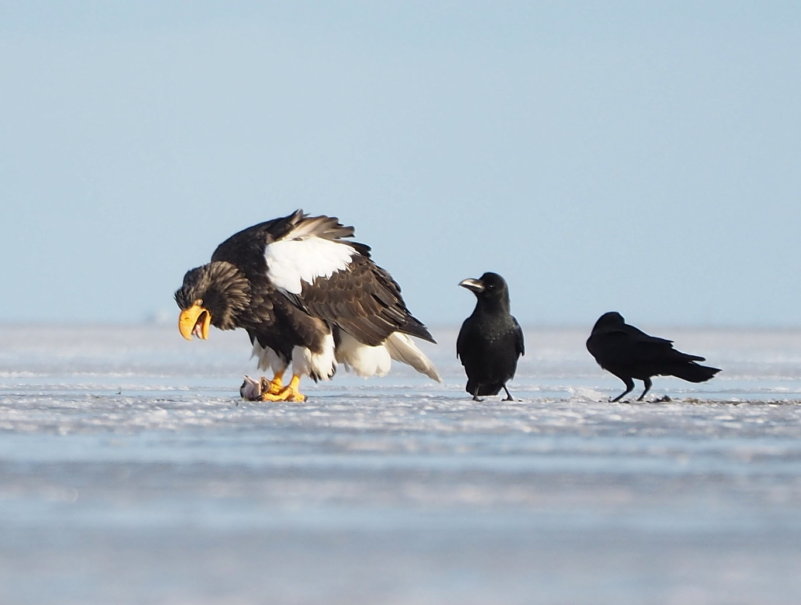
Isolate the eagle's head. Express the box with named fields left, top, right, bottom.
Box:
left=174, top=261, right=251, bottom=339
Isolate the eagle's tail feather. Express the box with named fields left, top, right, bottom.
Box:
left=385, top=332, right=442, bottom=383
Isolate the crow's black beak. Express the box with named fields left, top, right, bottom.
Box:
left=459, top=278, right=485, bottom=294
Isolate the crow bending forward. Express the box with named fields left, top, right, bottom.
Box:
left=586, top=311, right=721, bottom=402
left=457, top=272, right=524, bottom=401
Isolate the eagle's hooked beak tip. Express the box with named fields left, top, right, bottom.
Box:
left=178, top=304, right=211, bottom=340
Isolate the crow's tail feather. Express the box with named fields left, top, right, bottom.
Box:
left=467, top=380, right=504, bottom=397
left=671, top=362, right=721, bottom=383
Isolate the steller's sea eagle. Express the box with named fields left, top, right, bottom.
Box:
left=175, top=210, right=441, bottom=401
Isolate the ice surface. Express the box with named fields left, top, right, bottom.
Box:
left=2, top=324, right=801, bottom=604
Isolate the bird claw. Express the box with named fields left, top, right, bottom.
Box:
left=240, top=375, right=306, bottom=402
left=282, top=387, right=307, bottom=403
left=259, top=374, right=307, bottom=403
left=259, top=386, right=306, bottom=403
left=264, top=376, right=284, bottom=396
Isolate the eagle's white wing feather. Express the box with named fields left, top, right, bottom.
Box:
left=265, top=235, right=356, bottom=295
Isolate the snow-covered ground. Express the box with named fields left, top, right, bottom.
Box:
left=2, top=323, right=801, bottom=604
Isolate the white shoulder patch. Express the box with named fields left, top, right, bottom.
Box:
left=265, top=236, right=356, bottom=295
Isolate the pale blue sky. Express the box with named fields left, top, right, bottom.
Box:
left=2, top=1, right=800, bottom=327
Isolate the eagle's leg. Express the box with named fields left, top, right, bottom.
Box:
left=258, top=370, right=291, bottom=402
left=276, top=374, right=307, bottom=402
left=266, top=370, right=284, bottom=396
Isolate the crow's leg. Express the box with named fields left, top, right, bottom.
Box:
left=637, top=377, right=652, bottom=401
left=610, top=377, right=635, bottom=402
left=502, top=385, right=514, bottom=401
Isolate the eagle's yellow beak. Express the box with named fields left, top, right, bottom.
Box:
left=178, top=303, right=211, bottom=340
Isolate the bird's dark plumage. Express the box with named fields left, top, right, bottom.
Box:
left=175, top=210, right=440, bottom=401
left=457, top=272, right=524, bottom=401
left=586, top=311, right=721, bottom=402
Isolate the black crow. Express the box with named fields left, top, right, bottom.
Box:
left=586, top=311, right=721, bottom=402
left=457, top=272, right=524, bottom=401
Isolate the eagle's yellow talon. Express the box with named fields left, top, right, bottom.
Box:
left=257, top=374, right=306, bottom=402
left=253, top=371, right=285, bottom=400
left=266, top=373, right=284, bottom=395
left=279, top=374, right=306, bottom=402
left=259, top=389, right=306, bottom=402
left=280, top=388, right=307, bottom=403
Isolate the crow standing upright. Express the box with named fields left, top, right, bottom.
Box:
left=586, top=311, right=721, bottom=402
left=457, top=272, right=524, bottom=401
